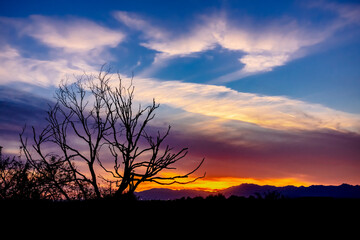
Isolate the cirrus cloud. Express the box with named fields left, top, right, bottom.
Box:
left=1, top=13, right=359, bottom=135
left=115, top=76, right=360, bottom=134
left=114, top=11, right=329, bottom=82
left=21, top=15, right=125, bottom=53
left=114, top=3, right=360, bottom=83
left=0, top=15, right=126, bottom=86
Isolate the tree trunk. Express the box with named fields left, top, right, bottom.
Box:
left=89, top=164, right=101, bottom=198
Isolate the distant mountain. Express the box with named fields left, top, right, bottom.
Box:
left=136, top=188, right=210, bottom=200
left=135, top=183, right=360, bottom=200
left=220, top=183, right=360, bottom=199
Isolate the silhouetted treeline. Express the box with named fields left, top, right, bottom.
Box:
left=0, top=153, right=40, bottom=200
left=166, top=191, right=284, bottom=202
left=0, top=152, right=284, bottom=201
left=0, top=149, right=111, bottom=200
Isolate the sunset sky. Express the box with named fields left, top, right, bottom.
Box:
left=0, top=0, right=360, bottom=191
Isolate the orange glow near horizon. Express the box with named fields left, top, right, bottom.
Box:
left=135, top=176, right=314, bottom=192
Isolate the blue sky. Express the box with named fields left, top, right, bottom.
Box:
left=2, top=0, right=359, bottom=112
left=1, top=0, right=360, bottom=188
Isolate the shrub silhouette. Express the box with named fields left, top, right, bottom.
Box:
left=0, top=149, right=40, bottom=200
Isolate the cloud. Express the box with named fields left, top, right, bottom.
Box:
left=0, top=85, right=51, bottom=155
left=148, top=99, right=360, bottom=186
left=0, top=45, right=90, bottom=86
left=114, top=76, right=360, bottom=134
left=239, top=53, right=289, bottom=73
left=114, top=11, right=167, bottom=40
left=166, top=123, right=360, bottom=185
left=142, top=24, right=218, bottom=57
left=2, top=13, right=359, bottom=134
left=335, top=3, right=360, bottom=24
left=20, top=15, right=125, bottom=53
left=1, top=80, right=359, bottom=186
left=0, top=15, right=126, bottom=87
left=115, top=11, right=328, bottom=82
left=1, top=12, right=359, bottom=186
left=309, top=1, right=360, bottom=26
left=115, top=11, right=221, bottom=56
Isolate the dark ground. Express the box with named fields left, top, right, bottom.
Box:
left=1, top=197, right=359, bottom=237
left=2, top=197, right=359, bottom=219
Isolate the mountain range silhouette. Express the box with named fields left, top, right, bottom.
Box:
left=136, top=183, right=360, bottom=200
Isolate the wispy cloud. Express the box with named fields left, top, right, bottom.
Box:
left=115, top=11, right=221, bottom=57
left=0, top=45, right=89, bottom=86
left=213, top=18, right=328, bottom=82
left=115, top=11, right=329, bottom=82
left=309, top=1, right=360, bottom=26
left=0, top=15, right=126, bottom=86
left=3, top=46, right=358, bottom=134
left=115, top=1, right=360, bottom=83
left=1, top=12, right=359, bottom=186
left=20, top=15, right=125, bottom=53
left=2, top=14, right=359, bottom=134
left=114, top=11, right=167, bottom=40
left=118, top=77, right=360, bottom=134
left=0, top=85, right=51, bottom=155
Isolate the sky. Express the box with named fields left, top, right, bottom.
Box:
left=0, top=0, right=360, bottom=191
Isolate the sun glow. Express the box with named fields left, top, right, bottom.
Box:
left=135, top=176, right=313, bottom=192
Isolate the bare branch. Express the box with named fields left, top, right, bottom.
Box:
left=20, top=64, right=205, bottom=199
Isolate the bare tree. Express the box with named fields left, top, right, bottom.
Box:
left=95, top=70, right=205, bottom=197
left=20, top=66, right=204, bottom=199
left=20, top=73, right=110, bottom=199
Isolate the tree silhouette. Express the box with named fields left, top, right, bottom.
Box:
left=19, top=65, right=204, bottom=199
